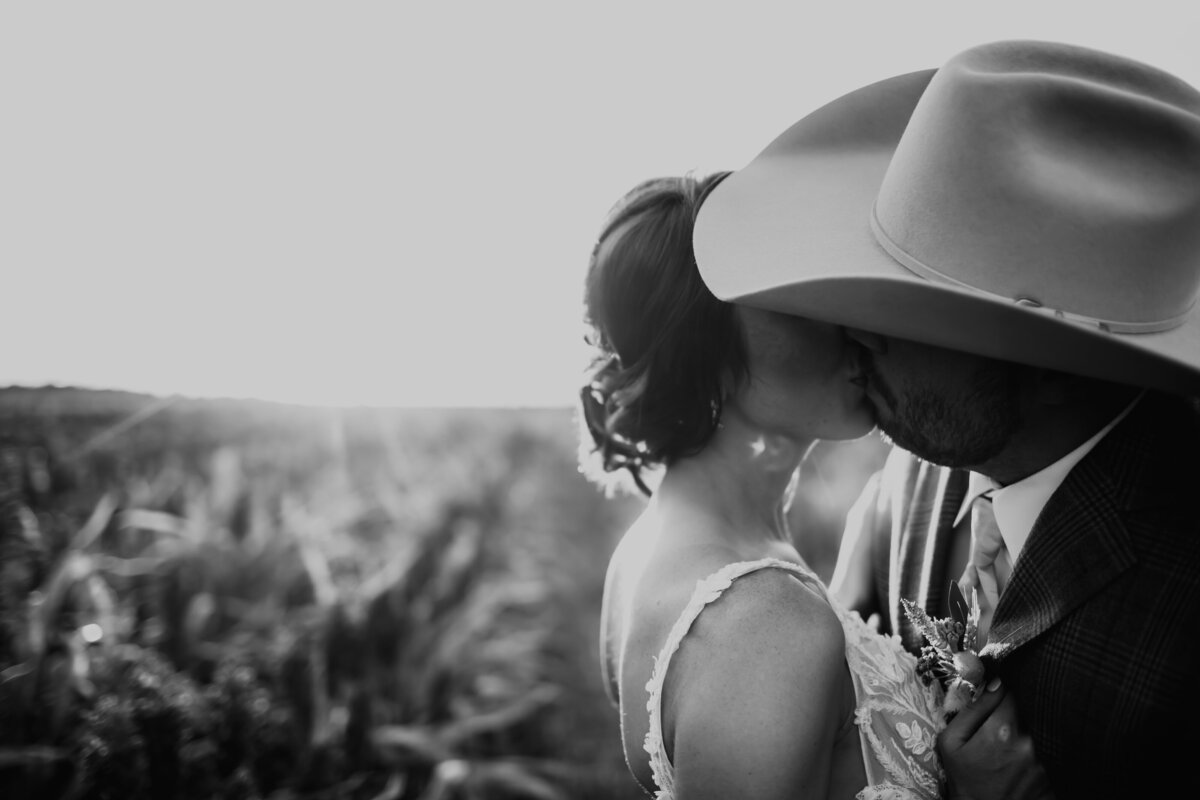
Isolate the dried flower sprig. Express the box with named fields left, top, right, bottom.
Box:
left=902, top=582, right=985, bottom=717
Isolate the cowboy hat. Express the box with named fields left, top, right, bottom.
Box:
left=694, top=40, right=1200, bottom=396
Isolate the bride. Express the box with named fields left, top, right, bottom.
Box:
left=580, top=173, right=1051, bottom=799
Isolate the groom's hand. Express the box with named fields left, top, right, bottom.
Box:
left=938, top=679, right=1055, bottom=800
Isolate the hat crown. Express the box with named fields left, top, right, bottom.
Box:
left=874, top=40, right=1200, bottom=328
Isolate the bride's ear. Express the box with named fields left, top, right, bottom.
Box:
left=720, top=305, right=755, bottom=405
left=718, top=366, right=741, bottom=406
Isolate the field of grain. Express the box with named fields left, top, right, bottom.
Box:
left=0, top=387, right=886, bottom=800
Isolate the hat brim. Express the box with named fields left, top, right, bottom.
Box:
left=695, top=70, right=1200, bottom=396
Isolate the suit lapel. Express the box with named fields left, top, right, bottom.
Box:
left=981, top=426, right=1140, bottom=660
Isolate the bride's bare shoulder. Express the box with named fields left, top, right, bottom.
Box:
left=609, top=511, right=830, bottom=638
left=679, top=564, right=842, bottom=659
left=629, top=546, right=843, bottom=685
left=659, top=563, right=849, bottom=798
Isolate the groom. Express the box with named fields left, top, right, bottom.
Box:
left=693, top=40, right=1200, bottom=799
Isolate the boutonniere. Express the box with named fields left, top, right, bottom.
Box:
left=901, top=582, right=986, bottom=718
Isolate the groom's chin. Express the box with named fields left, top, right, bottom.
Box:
left=873, top=421, right=913, bottom=458
left=875, top=419, right=966, bottom=469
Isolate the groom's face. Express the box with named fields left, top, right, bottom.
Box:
left=848, top=332, right=1024, bottom=469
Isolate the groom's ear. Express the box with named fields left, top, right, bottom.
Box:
left=1025, top=366, right=1074, bottom=407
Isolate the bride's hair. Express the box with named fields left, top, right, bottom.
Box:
left=579, top=172, right=745, bottom=496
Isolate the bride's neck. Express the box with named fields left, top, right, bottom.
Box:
left=660, top=408, right=814, bottom=543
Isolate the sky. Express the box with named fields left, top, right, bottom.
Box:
left=2, top=2, right=1196, bottom=408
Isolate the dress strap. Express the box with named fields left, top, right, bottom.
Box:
left=643, top=557, right=823, bottom=796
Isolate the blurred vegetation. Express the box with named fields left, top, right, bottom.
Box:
left=0, top=386, right=886, bottom=800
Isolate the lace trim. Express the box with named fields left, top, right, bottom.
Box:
left=643, top=557, right=945, bottom=800
left=858, top=786, right=932, bottom=800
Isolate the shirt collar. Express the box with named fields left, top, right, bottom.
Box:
left=953, top=471, right=1000, bottom=528
left=953, top=391, right=1144, bottom=563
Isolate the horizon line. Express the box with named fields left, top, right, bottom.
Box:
left=0, top=382, right=577, bottom=413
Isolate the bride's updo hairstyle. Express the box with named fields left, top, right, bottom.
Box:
left=580, top=172, right=745, bottom=496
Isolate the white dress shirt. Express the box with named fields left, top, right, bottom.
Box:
left=954, top=392, right=1143, bottom=567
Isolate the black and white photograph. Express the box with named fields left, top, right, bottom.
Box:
left=2, top=3, right=1197, bottom=799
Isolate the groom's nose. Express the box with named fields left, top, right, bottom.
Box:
left=845, top=328, right=889, bottom=355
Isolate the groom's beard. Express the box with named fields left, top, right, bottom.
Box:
left=862, top=354, right=1023, bottom=469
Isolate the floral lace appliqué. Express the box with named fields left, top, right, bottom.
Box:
left=836, top=590, right=945, bottom=799
left=643, top=558, right=945, bottom=800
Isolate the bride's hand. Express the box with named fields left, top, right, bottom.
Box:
left=937, top=679, right=1055, bottom=800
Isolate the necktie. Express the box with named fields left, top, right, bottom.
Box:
left=958, top=492, right=1011, bottom=645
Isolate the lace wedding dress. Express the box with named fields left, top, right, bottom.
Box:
left=644, top=558, right=945, bottom=800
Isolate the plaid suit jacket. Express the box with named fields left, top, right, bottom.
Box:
left=854, top=392, right=1200, bottom=799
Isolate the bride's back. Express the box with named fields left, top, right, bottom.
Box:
left=600, top=504, right=870, bottom=799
